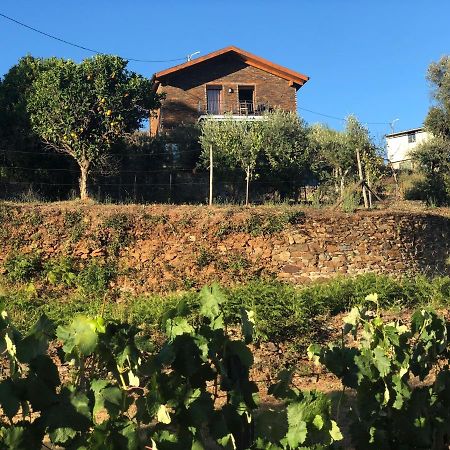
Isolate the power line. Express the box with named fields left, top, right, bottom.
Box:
left=298, top=106, right=391, bottom=126
left=0, top=12, right=186, bottom=64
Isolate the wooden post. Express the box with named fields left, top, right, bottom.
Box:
left=245, top=166, right=250, bottom=206
left=209, top=145, right=213, bottom=206
left=169, top=172, right=172, bottom=203
left=367, top=171, right=373, bottom=208
left=356, top=148, right=369, bottom=208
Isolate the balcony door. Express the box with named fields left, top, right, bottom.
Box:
left=238, top=86, right=254, bottom=115
left=206, top=86, right=222, bottom=115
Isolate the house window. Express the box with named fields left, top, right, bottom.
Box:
left=238, top=86, right=254, bottom=115
left=408, top=132, right=416, bottom=143
left=165, top=143, right=180, bottom=162
left=206, top=86, right=222, bottom=114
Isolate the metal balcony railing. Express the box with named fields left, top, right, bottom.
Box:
left=202, top=100, right=271, bottom=116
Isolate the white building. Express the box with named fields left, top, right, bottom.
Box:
left=386, top=127, right=430, bottom=169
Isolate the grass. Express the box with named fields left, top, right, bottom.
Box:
left=1, top=274, right=449, bottom=351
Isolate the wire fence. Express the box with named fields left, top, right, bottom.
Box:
left=0, top=168, right=311, bottom=204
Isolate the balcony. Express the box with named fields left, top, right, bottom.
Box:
left=198, top=100, right=270, bottom=121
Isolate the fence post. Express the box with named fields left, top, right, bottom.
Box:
left=356, top=147, right=369, bottom=208
left=209, top=145, right=213, bottom=206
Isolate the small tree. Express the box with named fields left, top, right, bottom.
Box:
left=425, top=56, right=450, bottom=140
left=310, top=116, right=380, bottom=206
left=200, top=111, right=312, bottom=205
left=410, top=137, right=450, bottom=205
left=200, top=118, right=263, bottom=205
left=310, top=124, right=354, bottom=198
left=27, top=55, right=161, bottom=199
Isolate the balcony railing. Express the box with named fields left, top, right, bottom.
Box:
left=202, top=100, right=271, bottom=116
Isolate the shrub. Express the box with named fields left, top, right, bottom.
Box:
left=195, top=246, right=215, bottom=268
left=4, top=252, right=42, bottom=282
left=77, top=260, right=116, bottom=295
left=341, top=188, right=360, bottom=213
left=63, top=210, right=86, bottom=242
left=44, top=256, right=77, bottom=287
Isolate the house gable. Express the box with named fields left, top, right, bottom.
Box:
left=154, top=46, right=309, bottom=90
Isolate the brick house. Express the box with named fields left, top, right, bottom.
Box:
left=150, top=46, right=309, bottom=135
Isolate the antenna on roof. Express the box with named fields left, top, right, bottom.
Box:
left=187, top=51, right=200, bottom=62
left=390, top=118, right=400, bottom=134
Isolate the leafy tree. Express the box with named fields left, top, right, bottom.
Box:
left=199, top=111, right=311, bottom=205
left=310, top=116, right=381, bottom=205
left=310, top=123, right=352, bottom=198
left=27, top=55, right=161, bottom=200
left=425, top=56, right=450, bottom=140
left=0, top=56, right=76, bottom=197
left=200, top=117, right=263, bottom=205
left=409, top=56, right=450, bottom=206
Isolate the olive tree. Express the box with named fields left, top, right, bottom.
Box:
left=27, top=55, right=161, bottom=199
left=200, top=117, right=263, bottom=205
left=199, top=110, right=310, bottom=205
left=310, top=124, right=353, bottom=198
left=310, top=116, right=380, bottom=205
left=411, top=56, right=450, bottom=205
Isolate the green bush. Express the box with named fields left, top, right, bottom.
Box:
left=341, top=188, right=360, bottom=213
left=77, top=260, right=116, bottom=295
left=43, top=256, right=77, bottom=286
left=4, top=252, right=42, bottom=282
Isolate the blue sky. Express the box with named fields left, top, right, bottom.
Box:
left=1, top=0, right=449, bottom=144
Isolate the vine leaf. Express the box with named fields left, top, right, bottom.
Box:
left=286, top=402, right=308, bottom=447
left=373, top=347, right=390, bottom=378
left=199, top=283, right=225, bottom=330
left=57, top=316, right=101, bottom=357
left=330, top=420, right=343, bottom=441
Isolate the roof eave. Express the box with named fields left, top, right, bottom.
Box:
left=154, top=46, right=309, bottom=87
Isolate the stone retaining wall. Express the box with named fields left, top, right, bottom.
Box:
left=0, top=204, right=448, bottom=293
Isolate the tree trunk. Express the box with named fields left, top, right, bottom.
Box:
left=334, top=167, right=340, bottom=195
left=245, top=166, right=251, bottom=206
left=356, top=148, right=369, bottom=208
left=79, top=160, right=90, bottom=201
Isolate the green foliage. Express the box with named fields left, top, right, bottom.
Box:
left=77, top=260, right=116, bottom=295
left=408, top=56, right=450, bottom=206
left=64, top=210, right=86, bottom=242
left=3, top=273, right=450, bottom=346
left=310, top=116, right=382, bottom=203
left=199, top=111, right=311, bottom=204
left=0, top=285, right=343, bottom=449
left=309, top=297, right=450, bottom=449
left=424, top=56, right=450, bottom=140
left=103, top=213, right=131, bottom=231
left=409, top=137, right=450, bottom=206
left=195, top=246, right=215, bottom=268
left=341, top=188, right=360, bottom=213
left=99, top=213, right=134, bottom=256
left=215, top=209, right=305, bottom=237
left=44, top=256, right=77, bottom=287
left=4, top=252, right=42, bottom=282
left=26, top=54, right=161, bottom=198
